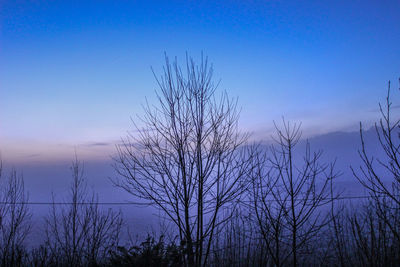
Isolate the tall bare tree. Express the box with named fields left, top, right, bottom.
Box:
left=114, top=54, right=255, bottom=266
left=250, top=121, right=339, bottom=267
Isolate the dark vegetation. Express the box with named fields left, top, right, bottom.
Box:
left=1, top=55, right=400, bottom=266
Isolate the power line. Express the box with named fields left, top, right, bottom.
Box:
left=0, top=201, right=150, bottom=206
left=0, top=194, right=393, bottom=206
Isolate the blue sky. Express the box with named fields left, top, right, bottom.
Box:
left=1, top=0, right=400, bottom=162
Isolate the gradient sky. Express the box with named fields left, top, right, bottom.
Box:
left=1, top=0, right=400, bottom=162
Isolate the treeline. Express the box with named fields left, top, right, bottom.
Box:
left=1, top=56, right=400, bottom=266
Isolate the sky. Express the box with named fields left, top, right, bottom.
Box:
left=1, top=0, right=400, bottom=163
left=1, top=1, right=399, bottom=243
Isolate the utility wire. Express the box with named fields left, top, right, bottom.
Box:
left=0, top=201, right=150, bottom=206
left=0, top=194, right=393, bottom=205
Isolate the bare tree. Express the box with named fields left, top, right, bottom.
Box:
left=347, top=199, right=400, bottom=266
left=0, top=163, right=31, bottom=267
left=326, top=190, right=351, bottom=266
left=45, top=156, right=122, bottom=266
left=250, top=121, right=339, bottom=267
left=349, top=79, right=400, bottom=263
left=352, top=80, right=400, bottom=244
left=210, top=209, right=267, bottom=267
left=114, top=54, right=255, bottom=266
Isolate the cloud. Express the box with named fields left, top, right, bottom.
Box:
left=25, top=153, right=41, bottom=158
left=83, top=142, right=113, bottom=147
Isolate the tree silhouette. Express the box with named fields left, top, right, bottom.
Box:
left=250, top=120, right=339, bottom=266
left=45, top=156, right=122, bottom=266
left=0, top=164, right=31, bottom=267
left=114, top=54, right=256, bottom=266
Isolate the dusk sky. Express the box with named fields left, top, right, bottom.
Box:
left=1, top=0, right=400, bottom=163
